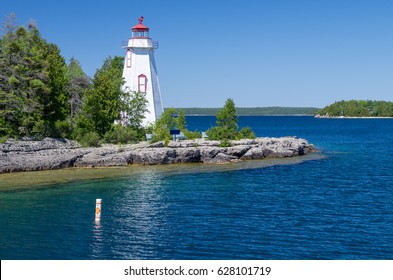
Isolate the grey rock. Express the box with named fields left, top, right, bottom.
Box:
left=146, top=141, right=165, bottom=148
left=130, top=148, right=177, bottom=165
left=200, top=146, right=221, bottom=159
left=225, top=145, right=251, bottom=157
left=0, top=136, right=315, bottom=173
left=241, top=147, right=265, bottom=160
left=74, top=149, right=128, bottom=167
left=175, top=148, right=201, bottom=163
left=202, top=152, right=239, bottom=164
left=167, top=140, right=199, bottom=148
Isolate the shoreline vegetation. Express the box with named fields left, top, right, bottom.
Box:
left=316, top=100, right=393, bottom=118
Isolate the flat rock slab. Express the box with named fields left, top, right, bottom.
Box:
left=0, top=137, right=315, bottom=173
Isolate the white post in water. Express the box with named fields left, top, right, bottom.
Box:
left=95, top=199, right=102, bottom=221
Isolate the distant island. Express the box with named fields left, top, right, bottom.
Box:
left=174, top=107, right=320, bottom=116
left=316, top=100, right=393, bottom=118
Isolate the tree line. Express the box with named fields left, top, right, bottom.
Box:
left=175, top=107, right=320, bottom=116
left=318, top=100, right=393, bottom=117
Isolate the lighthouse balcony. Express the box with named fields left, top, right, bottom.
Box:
left=122, top=38, right=158, bottom=49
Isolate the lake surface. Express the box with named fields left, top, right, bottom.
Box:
left=1, top=116, right=393, bottom=259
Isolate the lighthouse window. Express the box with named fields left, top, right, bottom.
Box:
left=138, top=74, right=147, bottom=92
left=126, top=49, right=132, bottom=68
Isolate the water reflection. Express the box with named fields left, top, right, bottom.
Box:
left=0, top=152, right=325, bottom=191
left=90, top=220, right=104, bottom=258
left=105, top=170, right=169, bottom=259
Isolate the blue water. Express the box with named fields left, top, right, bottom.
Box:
left=1, top=116, right=393, bottom=259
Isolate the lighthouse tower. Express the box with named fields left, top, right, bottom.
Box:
left=121, top=16, right=163, bottom=126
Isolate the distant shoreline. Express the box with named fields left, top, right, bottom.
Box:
left=173, top=107, right=320, bottom=116
left=184, top=114, right=316, bottom=117
left=315, top=115, right=393, bottom=119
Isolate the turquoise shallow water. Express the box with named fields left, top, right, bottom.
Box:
left=0, top=116, right=393, bottom=259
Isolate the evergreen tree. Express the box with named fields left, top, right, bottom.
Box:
left=66, top=57, right=91, bottom=130
left=44, top=43, right=69, bottom=136
left=75, top=56, right=124, bottom=137
left=0, top=15, right=70, bottom=138
left=206, top=98, right=239, bottom=140
left=216, top=98, right=238, bottom=135
left=206, top=98, right=255, bottom=141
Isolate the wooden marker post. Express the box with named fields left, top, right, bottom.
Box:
left=95, top=199, right=102, bottom=221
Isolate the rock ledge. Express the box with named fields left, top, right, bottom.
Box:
left=0, top=137, right=315, bottom=173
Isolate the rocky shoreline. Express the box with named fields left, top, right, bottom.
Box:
left=0, top=137, right=315, bottom=174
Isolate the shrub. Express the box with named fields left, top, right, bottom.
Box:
left=237, top=127, right=256, bottom=139
left=184, top=130, right=202, bottom=140
left=79, top=131, right=101, bottom=147
left=0, top=135, right=9, bottom=144
left=206, top=126, right=230, bottom=140
left=103, top=124, right=139, bottom=144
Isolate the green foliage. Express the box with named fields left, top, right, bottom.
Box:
left=206, top=98, right=256, bottom=140
left=177, top=110, right=186, bottom=130
left=208, top=98, right=238, bottom=140
left=120, top=90, right=149, bottom=132
left=217, top=98, right=238, bottom=132
left=43, top=43, right=69, bottom=137
left=77, top=56, right=124, bottom=137
left=72, top=112, right=94, bottom=140
left=205, top=126, right=228, bottom=140
left=54, top=119, right=71, bottom=138
left=318, top=100, right=393, bottom=117
left=150, top=108, right=176, bottom=143
left=0, top=135, right=8, bottom=143
left=66, top=57, right=91, bottom=130
left=78, top=131, right=101, bottom=147
left=219, top=139, right=232, bottom=147
left=237, top=127, right=256, bottom=139
left=103, top=124, right=139, bottom=144
left=150, top=108, right=202, bottom=142
left=0, top=16, right=70, bottom=138
left=184, top=130, right=202, bottom=140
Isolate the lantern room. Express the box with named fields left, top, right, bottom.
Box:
left=132, top=16, right=150, bottom=38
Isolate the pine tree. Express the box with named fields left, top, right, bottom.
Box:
left=206, top=98, right=239, bottom=140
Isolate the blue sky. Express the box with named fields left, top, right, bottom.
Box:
left=2, top=0, right=393, bottom=108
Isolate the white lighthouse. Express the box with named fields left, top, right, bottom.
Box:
left=121, top=16, right=163, bottom=126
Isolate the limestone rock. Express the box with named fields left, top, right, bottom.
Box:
left=0, top=136, right=315, bottom=173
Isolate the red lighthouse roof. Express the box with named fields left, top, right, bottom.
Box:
left=132, top=16, right=149, bottom=31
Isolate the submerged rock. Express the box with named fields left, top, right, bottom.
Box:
left=0, top=137, right=315, bottom=173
